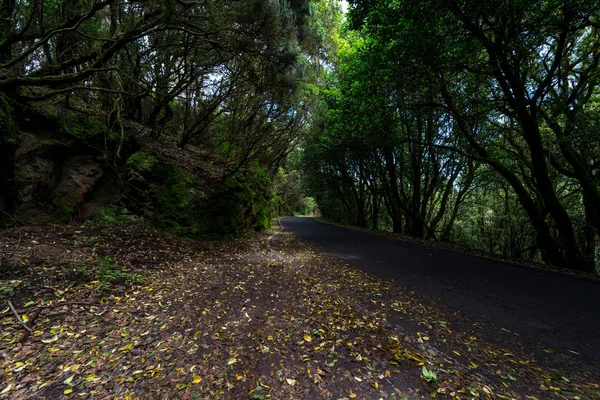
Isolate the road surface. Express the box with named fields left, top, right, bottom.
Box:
left=280, top=217, right=600, bottom=363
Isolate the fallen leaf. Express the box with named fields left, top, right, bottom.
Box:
left=41, top=336, right=58, bottom=344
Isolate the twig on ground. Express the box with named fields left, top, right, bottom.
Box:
left=52, top=301, right=95, bottom=308
left=8, top=300, right=32, bottom=333
left=7, top=301, right=96, bottom=315
left=19, top=307, right=43, bottom=342
left=40, top=285, right=61, bottom=294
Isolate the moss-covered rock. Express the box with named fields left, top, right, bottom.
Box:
left=0, top=95, right=18, bottom=145
left=203, top=168, right=273, bottom=237
left=12, top=133, right=105, bottom=223
left=152, top=163, right=199, bottom=234
left=126, top=152, right=157, bottom=175
left=25, top=101, right=116, bottom=147
left=60, top=112, right=110, bottom=141
left=124, top=153, right=274, bottom=239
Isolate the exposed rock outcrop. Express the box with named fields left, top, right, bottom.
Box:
left=14, top=133, right=104, bottom=223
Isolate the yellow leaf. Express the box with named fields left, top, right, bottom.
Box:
left=303, top=335, right=312, bottom=342
left=21, top=314, right=29, bottom=322
left=192, top=376, right=202, bottom=384
left=349, top=390, right=357, bottom=398
left=64, top=388, right=73, bottom=394
left=41, top=335, right=58, bottom=344
left=227, top=358, right=237, bottom=365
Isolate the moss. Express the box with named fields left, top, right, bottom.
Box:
left=59, top=112, right=108, bottom=141
left=126, top=152, right=157, bottom=175
left=152, top=164, right=199, bottom=233
left=0, top=95, right=18, bottom=146
left=150, top=169, right=272, bottom=239
left=26, top=102, right=114, bottom=145
left=124, top=154, right=275, bottom=239
left=209, top=173, right=272, bottom=234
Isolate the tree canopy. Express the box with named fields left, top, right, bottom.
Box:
left=300, top=0, right=600, bottom=273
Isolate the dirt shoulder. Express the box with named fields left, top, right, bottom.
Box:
left=1, top=222, right=598, bottom=399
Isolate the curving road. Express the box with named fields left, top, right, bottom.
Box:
left=280, top=217, right=600, bottom=364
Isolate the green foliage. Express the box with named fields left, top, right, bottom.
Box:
left=93, top=256, right=145, bottom=290
left=272, top=163, right=318, bottom=216
left=69, top=256, right=145, bottom=290
left=96, top=268, right=145, bottom=290
left=297, top=196, right=318, bottom=216
left=299, top=0, right=600, bottom=271
left=89, top=207, right=134, bottom=224
left=0, top=0, right=339, bottom=242
left=420, top=366, right=438, bottom=385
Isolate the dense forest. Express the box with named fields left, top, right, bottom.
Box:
left=2, top=1, right=600, bottom=399
left=0, top=0, right=335, bottom=237
left=1, top=0, right=600, bottom=274
left=302, top=0, right=600, bottom=274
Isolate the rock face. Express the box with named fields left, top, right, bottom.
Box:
left=13, top=133, right=104, bottom=223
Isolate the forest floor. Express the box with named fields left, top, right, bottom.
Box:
left=0, top=221, right=599, bottom=400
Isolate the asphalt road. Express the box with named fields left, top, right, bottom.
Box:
left=280, top=217, right=600, bottom=364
